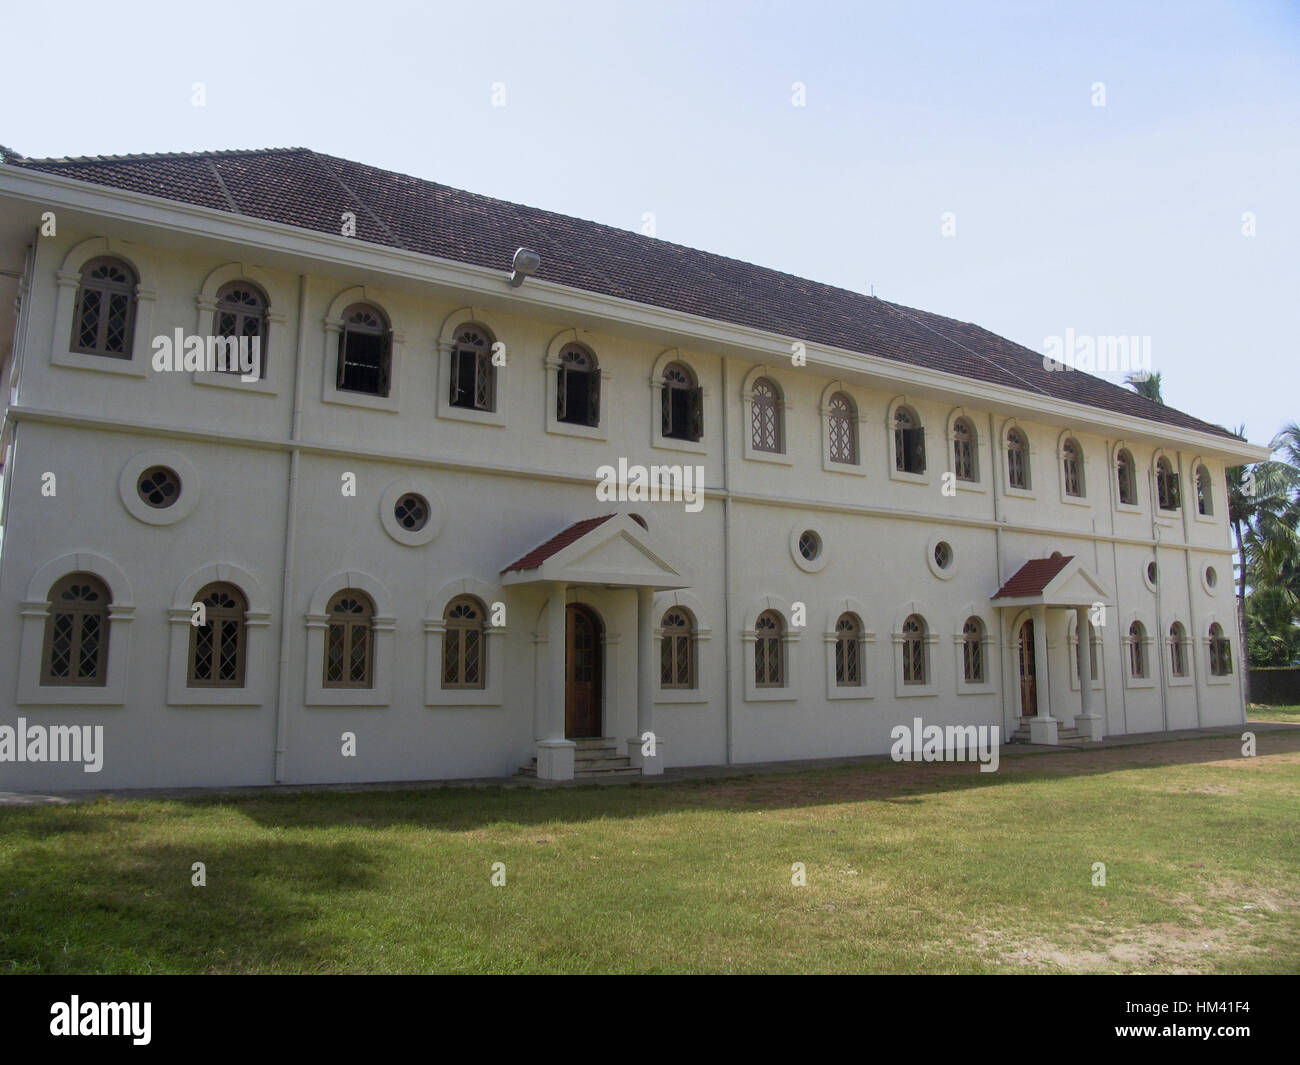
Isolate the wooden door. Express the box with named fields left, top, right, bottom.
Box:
left=1018, top=619, right=1038, bottom=717
left=565, top=605, right=602, bottom=738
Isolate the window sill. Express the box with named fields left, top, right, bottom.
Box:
left=744, top=688, right=798, bottom=703
left=193, top=369, right=278, bottom=396
left=1115, top=502, right=1143, bottom=515
left=955, top=479, right=986, bottom=494
left=1207, top=674, right=1235, bottom=686
left=896, top=684, right=938, bottom=698
left=323, top=388, right=400, bottom=415
left=655, top=690, right=709, bottom=705
left=304, top=691, right=391, bottom=707
left=828, top=686, right=873, bottom=701
left=546, top=420, right=608, bottom=442
left=52, top=349, right=147, bottom=378
left=744, top=449, right=793, bottom=466
left=438, top=403, right=506, bottom=427
left=425, top=691, right=503, bottom=707
left=1004, top=486, right=1037, bottom=500
left=888, top=468, right=929, bottom=486
left=17, top=688, right=126, bottom=707
left=1060, top=494, right=1091, bottom=507
left=822, top=459, right=867, bottom=477
left=956, top=683, right=997, bottom=696
left=652, top=433, right=709, bottom=455
left=166, top=692, right=264, bottom=707
left=1123, top=677, right=1155, bottom=690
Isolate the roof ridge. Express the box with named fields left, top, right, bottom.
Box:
left=16, top=146, right=310, bottom=166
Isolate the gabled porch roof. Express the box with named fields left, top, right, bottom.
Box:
left=991, top=554, right=1112, bottom=609
left=500, top=513, right=691, bottom=590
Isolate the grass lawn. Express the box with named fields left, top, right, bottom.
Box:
left=2, top=730, right=1298, bottom=974
left=1248, top=704, right=1300, bottom=724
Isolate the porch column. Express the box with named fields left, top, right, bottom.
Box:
left=536, top=582, right=575, bottom=781
left=628, top=587, right=664, bottom=775
left=1075, top=605, right=1103, bottom=741
left=1029, top=604, right=1059, bottom=744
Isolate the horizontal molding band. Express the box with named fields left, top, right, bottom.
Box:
left=6, top=405, right=1235, bottom=558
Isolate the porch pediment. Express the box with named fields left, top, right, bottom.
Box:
left=991, top=554, right=1111, bottom=609
left=501, top=513, right=690, bottom=589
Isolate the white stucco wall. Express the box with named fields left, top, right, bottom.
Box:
left=0, top=224, right=1248, bottom=790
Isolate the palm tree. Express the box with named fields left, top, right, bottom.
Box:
left=1230, top=423, right=1300, bottom=673
left=1125, top=370, right=1163, bottom=403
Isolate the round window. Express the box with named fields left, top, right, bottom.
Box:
left=137, top=466, right=182, bottom=509
left=394, top=493, right=430, bottom=531
left=1147, top=561, right=1158, bottom=585
left=798, top=530, right=822, bottom=561
left=934, top=541, right=953, bottom=570
left=1206, top=566, right=1217, bottom=588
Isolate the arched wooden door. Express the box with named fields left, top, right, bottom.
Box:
left=1018, top=619, right=1038, bottom=717
left=565, top=604, right=603, bottom=738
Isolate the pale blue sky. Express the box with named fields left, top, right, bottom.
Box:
left=6, top=0, right=1296, bottom=450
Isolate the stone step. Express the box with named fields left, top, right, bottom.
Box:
left=576, top=757, right=634, bottom=771
left=515, top=763, right=641, bottom=779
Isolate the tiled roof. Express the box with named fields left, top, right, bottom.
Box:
left=502, top=515, right=615, bottom=574
left=992, top=555, right=1076, bottom=599
left=3, top=146, right=1237, bottom=440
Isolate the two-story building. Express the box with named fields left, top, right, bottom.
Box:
left=0, top=146, right=1268, bottom=789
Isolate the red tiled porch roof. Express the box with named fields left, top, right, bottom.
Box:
left=501, top=515, right=616, bottom=574
left=992, top=555, right=1075, bottom=599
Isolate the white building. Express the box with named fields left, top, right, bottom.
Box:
left=0, top=147, right=1268, bottom=790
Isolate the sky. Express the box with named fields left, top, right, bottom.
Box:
left=4, top=0, right=1297, bottom=451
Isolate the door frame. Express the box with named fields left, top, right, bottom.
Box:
left=1017, top=617, right=1038, bottom=718
left=564, top=602, right=604, bottom=739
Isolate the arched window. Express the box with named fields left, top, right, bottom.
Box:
left=1116, top=448, right=1137, bottom=505
left=834, top=612, right=862, bottom=686
left=1156, top=457, right=1181, bottom=510
left=325, top=590, right=375, bottom=688
left=952, top=417, right=976, bottom=482
left=188, top=583, right=247, bottom=687
left=754, top=610, right=784, bottom=687
left=827, top=392, right=857, bottom=464
left=214, top=281, right=268, bottom=377
left=902, top=614, right=927, bottom=685
left=442, top=596, right=485, bottom=689
left=41, top=573, right=111, bottom=686
left=1169, top=621, right=1188, bottom=678
left=750, top=378, right=782, bottom=453
left=73, top=257, right=137, bottom=358
left=661, top=361, right=703, bottom=442
left=894, top=407, right=925, bottom=474
left=449, top=323, right=495, bottom=411
left=660, top=608, right=697, bottom=689
left=962, top=617, right=984, bottom=683
left=557, top=344, right=600, bottom=426
left=1007, top=428, right=1029, bottom=489
left=1196, top=465, right=1213, bottom=516
left=1209, top=623, right=1232, bottom=676
left=337, top=303, right=391, bottom=396
left=1128, top=621, right=1147, bottom=678
left=1062, top=438, right=1084, bottom=497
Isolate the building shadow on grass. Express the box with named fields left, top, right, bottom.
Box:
left=0, top=836, right=380, bottom=973
left=212, top=725, right=1300, bottom=834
